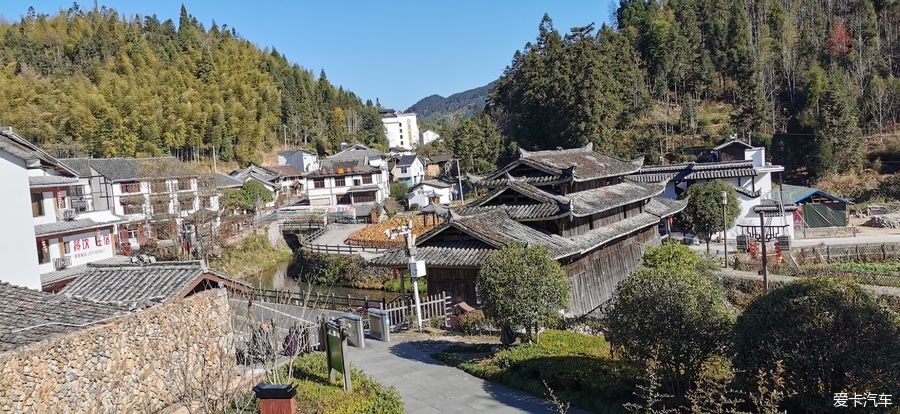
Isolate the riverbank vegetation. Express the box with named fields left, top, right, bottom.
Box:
left=209, top=232, right=292, bottom=278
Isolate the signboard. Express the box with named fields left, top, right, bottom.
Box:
left=408, top=259, right=426, bottom=278
left=324, top=320, right=352, bottom=392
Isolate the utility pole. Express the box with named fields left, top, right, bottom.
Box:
left=759, top=210, right=768, bottom=291
left=455, top=159, right=464, bottom=202
left=385, top=220, right=425, bottom=331
left=721, top=191, right=728, bottom=268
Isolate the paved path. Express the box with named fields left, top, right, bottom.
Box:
left=346, top=337, right=565, bottom=414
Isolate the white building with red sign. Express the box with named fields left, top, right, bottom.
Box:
left=0, top=127, right=123, bottom=290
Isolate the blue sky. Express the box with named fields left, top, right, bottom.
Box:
left=1, top=1, right=614, bottom=110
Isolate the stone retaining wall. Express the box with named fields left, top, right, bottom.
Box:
left=0, top=289, right=234, bottom=413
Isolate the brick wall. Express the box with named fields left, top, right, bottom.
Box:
left=0, top=289, right=234, bottom=413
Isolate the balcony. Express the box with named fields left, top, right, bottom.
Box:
left=53, top=256, right=72, bottom=270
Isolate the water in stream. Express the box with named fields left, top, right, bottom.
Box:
left=245, top=258, right=399, bottom=303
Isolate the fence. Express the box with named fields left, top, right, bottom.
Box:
left=382, top=292, right=451, bottom=328
left=793, top=268, right=900, bottom=288
left=236, top=288, right=389, bottom=312
left=795, top=226, right=857, bottom=240
left=791, top=243, right=900, bottom=265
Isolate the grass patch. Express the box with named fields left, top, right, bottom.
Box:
left=210, top=232, right=293, bottom=278
left=432, top=330, right=636, bottom=413
left=381, top=277, right=427, bottom=293
left=228, top=353, right=403, bottom=414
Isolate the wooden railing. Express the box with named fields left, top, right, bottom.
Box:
left=301, top=243, right=387, bottom=255
left=382, top=292, right=450, bottom=328
left=237, top=288, right=389, bottom=312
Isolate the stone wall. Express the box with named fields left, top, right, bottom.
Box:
left=0, top=289, right=234, bottom=413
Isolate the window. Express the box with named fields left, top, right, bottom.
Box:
left=400, top=167, right=408, bottom=174
left=362, top=175, right=373, bottom=185
left=335, top=177, right=345, bottom=187
left=180, top=199, right=194, bottom=211
left=313, top=178, right=325, bottom=189
left=353, top=178, right=361, bottom=187
left=31, top=192, right=44, bottom=217
left=151, top=180, right=167, bottom=193
left=127, top=228, right=139, bottom=239
left=201, top=197, right=212, bottom=208
left=121, top=182, right=141, bottom=193
left=177, top=178, right=192, bottom=191
left=62, top=237, right=71, bottom=254
left=354, top=192, right=376, bottom=203
left=123, top=204, right=144, bottom=215
left=36, top=240, right=49, bottom=264
left=337, top=194, right=352, bottom=205
left=151, top=202, right=168, bottom=214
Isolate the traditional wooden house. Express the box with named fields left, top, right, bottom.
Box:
left=371, top=144, right=686, bottom=315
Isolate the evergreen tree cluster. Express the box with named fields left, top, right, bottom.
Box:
left=481, top=1, right=900, bottom=177
left=0, top=5, right=386, bottom=164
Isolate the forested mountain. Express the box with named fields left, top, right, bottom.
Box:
left=464, top=0, right=900, bottom=179
left=407, top=82, right=492, bottom=123
left=0, top=5, right=386, bottom=164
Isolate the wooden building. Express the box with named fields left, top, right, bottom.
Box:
left=371, top=144, right=686, bottom=315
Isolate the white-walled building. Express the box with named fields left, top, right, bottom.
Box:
left=0, top=128, right=123, bottom=290
left=304, top=144, right=390, bottom=220
left=407, top=180, right=453, bottom=209
left=629, top=139, right=794, bottom=239
left=391, top=155, right=425, bottom=187
left=380, top=110, right=419, bottom=150
left=277, top=149, right=320, bottom=173
left=59, top=157, right=219, bottom=251
left=420, top=129, right=441, bottom=146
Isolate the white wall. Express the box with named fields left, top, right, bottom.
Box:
left=420, top=130, right=440, bottom=146
left=37, top=226, right=115, bottom=275
left=0, top=150, right=41, bottom=289
left=382, top=113, right=419, bottom=150
left=392, top=159, right=425, bottom=186
left=305, top=170, right=390, bottom=207
left=408, top=185, right=452, bottom=208
left=278, top=151, right=320, bottom=173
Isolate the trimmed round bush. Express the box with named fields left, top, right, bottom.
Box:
left=734, top=278, right=900, bottom=412
left=604, top=267, right=735, bottom=395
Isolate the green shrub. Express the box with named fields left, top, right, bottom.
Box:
left=605, top=267, right=735, bottom=397
left=734, top=278, right=900, bottom=413
left=293, top=250, right=390, bottom=288
left=456, top=310, right=493, bottom=335
left=477, top=244, right=569, bottom=345
left=878, top=174, right=900, bottom=200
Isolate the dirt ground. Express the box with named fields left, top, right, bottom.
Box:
left=849, top=216, right=900, bottom=236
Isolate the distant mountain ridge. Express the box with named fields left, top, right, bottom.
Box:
left=407, top=82, right=493, bottom=123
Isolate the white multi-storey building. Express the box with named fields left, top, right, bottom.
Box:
left=391, top=155, right=425, bottom=186
left=277, top=149, right=320, bottom=173
left=420, top=129, right=441, bottom=146
left=407, top=179, right=453, bottom=209
left=380, top=110, right=420, bottom=150
left=303, top=144, right=390, bottom=220
left=59, top=157, right=221, bottom=251
left=0, top=127, right=122, bottom=290
left=629, top=139, right=794, bottom=239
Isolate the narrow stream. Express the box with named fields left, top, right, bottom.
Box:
left=245, top=258, right=399, bottom=302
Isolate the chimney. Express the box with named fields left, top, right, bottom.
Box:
left=254, top=384, right=296, bottom=414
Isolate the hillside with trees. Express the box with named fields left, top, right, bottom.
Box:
left=440, top=1, right=899, bottom=191
left=407, top=82, right=493, bottom=124
left=0, top=5, right=386, bottom=164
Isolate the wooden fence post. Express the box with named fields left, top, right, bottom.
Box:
left=883, top=244, right=887, bottom=261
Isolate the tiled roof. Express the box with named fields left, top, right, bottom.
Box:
left=644, top=197, right=688, bottom=218
left=369, top=243, right=493, bottom=267
left=230, top=165, right=278, bottom=184
left=310, top=158, right=380, bottom=177
left=508, top=143, right=643, bottom=182
left=34, top=214, right=122, bottom=237
left=40, top=256, right=133, bottom=288
left=28, top=175, right=80, bottom=188
left=329, top=144, right=383, bottom=160
left=346, top=185, right=381, bottom=193
left=460, top=203, right=567, bottom=220
left=629, top=161, right=757, bottom=183
left=212, top=172, right=243, bottom=188
left=263, top=165, right=304, bottom=177
left=396, top=155, right=420, bottom=168
left=0, top=129, right=78, bottom=176
left=712, top=139, right=754, bottom=150
left=60, top=260, right=249, bottom=309
left=0, top=282, right=129, bottom=352
left=426, top=154, right=453, bottom=164
left=568, top=181, right=666, bottom=217
left=469, top=173, right=567, bottom=187
left=59, top=157, right=194, bottom=181
left=410, top=179, right=452, bottom=190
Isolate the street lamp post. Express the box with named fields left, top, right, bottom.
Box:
left=721, top=191, right=728, bottom=268
left=385, top=220, right=425, bottom=332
